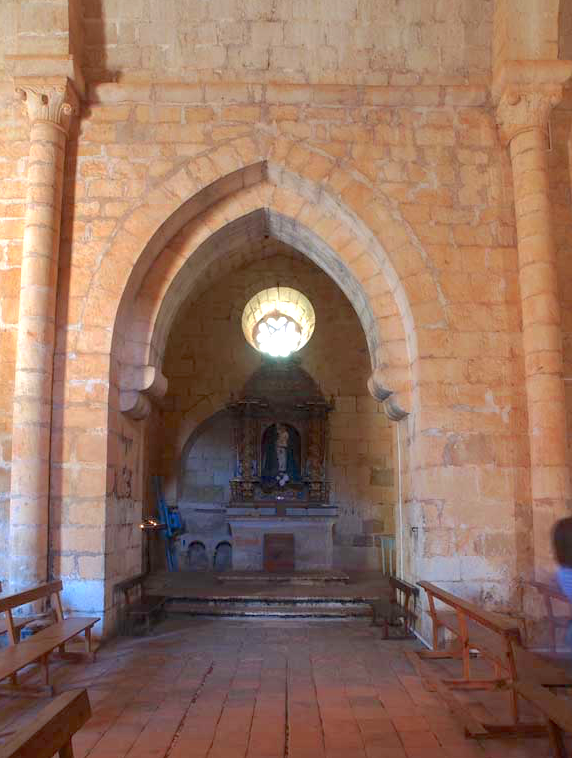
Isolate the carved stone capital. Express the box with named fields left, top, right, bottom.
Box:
left=14, top=78, right=79, bottom=134
left=495, top=84, right=564, bottom=146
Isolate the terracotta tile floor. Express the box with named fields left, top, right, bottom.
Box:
left=0, top=618, right=563, bottom=757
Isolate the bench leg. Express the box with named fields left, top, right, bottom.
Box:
left=462, top=644, right=471, bottom=680
left=59, top=643, right=66, bottom=655
left=546, top=719, right=567, bottom=758
left=59, top=738, right=75, bottom=758
left=85, top=627, right=95, bottom=662
left=509, top=685, right=520, bottom=724
left=41, top=654, right=54, bottom=695
left=10, top=673, right=17, bottom=686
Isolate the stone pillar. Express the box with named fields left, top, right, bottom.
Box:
left=9, top=79, right=77, bottom=591
left=496, top=80, right=570, bottom=577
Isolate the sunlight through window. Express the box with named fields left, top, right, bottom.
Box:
left=242, top=287, right=315, bottom=357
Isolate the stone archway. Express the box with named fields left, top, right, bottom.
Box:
left=50, top=145, right=445, bottom=631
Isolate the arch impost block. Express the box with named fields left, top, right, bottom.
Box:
left=14, top=76, right=79, bottom=135
left=367, top=369, right=393, bottom=403
left=367, top=369, right=409, bottom=421
left=383, top=398, right=409, bottom=422
left=120, top=365, right=168, bottom=420
left=120, top=390, right=152, bottom=421
left=493, top=60, right=572, bottom=147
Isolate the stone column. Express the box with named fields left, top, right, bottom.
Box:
left=496, top=80, right=570, bottom=577
left=9, top=78, right=77, bottom=591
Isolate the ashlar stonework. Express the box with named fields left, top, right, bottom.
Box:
left=0, top=0, right=570, bottom=640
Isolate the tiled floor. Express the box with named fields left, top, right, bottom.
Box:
left=0, top=618, right=561, bottom=757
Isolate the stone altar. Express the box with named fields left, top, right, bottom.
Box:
left=226, top=358, right=337, bottom=571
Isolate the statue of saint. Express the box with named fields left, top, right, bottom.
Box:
left=276, top=423, right=290, bottom=475
left=261, top=422, right=301, bottom=486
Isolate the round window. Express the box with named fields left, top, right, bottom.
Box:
left=242, top=287, right=315, bottom=358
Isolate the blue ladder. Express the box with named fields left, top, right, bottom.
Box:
left=153, top=476, right=183, bottom=572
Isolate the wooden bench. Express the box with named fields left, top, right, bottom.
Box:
left=370, top=577, right=418, bottom=639
left=0, top=581, right=99, bottom=695
left=0, top=688, right=91, bottom=758
left=513, top=678, right=572, bottom=758
left=527, top=580, right=572, bottom=652
left=416, top=581, right=572, bottom=737
left=0, top=581, right=35, bottom=643
left=114, top=574, right=166, bottom=635
left=507, top=638, right=572, bottom=758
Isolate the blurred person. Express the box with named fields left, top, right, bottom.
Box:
left=552, top=517, right=572, bottom=647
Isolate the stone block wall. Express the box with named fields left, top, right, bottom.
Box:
left=0, top=0, right=569, bottom=630
left=79, top=0, right=492, bottom=85
left=180, top=415, right=235, bottom=506
left=0, top=81, right=27, bottom=585
left=552, top=103, right=572, bottom=500
left=0, top=74, right=533, bottom=625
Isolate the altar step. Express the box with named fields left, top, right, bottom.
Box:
left=215, top=570, right=350, bottom=585
left=167, top=597, right=372, bottom=619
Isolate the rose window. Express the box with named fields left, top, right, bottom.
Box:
left=242, top=287, right=315, bottom=358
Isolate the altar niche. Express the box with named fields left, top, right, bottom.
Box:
left=261, top=423, right=301, bottom=487
left=226, top=358, right=338, bottom=572
left=227, top=357, right=333, bottom=507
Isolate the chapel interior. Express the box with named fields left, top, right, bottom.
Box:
left=1, top=1, right=572, bottom=756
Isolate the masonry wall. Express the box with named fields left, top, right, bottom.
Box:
left=0, top=83, right=27, bottom=584
left=80, top=0, right=492, bottom=86
left=6, top=0, right=572, bottom=632
left=157, top=247, right=396, bottom=571
left=0, top=71, right=534, bottom=622
left=552, top=101, right=572, bottom=504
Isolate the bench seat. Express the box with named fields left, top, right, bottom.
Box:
left=28, top=617, right=98, bottom=646
left=0, top=617, right=97, bottom=690
left=0, top=688, right=91, bottom=758
left=0, top=582, right=99, bottom=695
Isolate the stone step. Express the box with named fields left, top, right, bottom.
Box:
left=215, top=570, right=350, bottom=585
left=167, top=598, right=372, bottom=618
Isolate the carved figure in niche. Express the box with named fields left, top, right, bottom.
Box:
left=262, top=423, right=301, bottom=487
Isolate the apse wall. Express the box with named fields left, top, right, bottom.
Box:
left=157, top=243, right=396, bottom=570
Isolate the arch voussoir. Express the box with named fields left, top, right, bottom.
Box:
left=72, top=136, right=448, bottom=427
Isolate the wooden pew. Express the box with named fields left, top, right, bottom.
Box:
left=0, top=582, right=34, bottom=643
left=0, top=688, right=91, bottom=758
left=114, top=574, right=166, bottom=635
left=370, top=577, right=418, bottom=639
left=527, top=580, right=572, bottom=652
left=416, top=581, right=572, bottom=737
left=513, top=677, right=572, bottom=758
left=0, top=581, right=99, bottom=695
left=507, top=639, right=572, bottom=758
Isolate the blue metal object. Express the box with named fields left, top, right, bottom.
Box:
left=153, top=476, right=183, bottom=572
